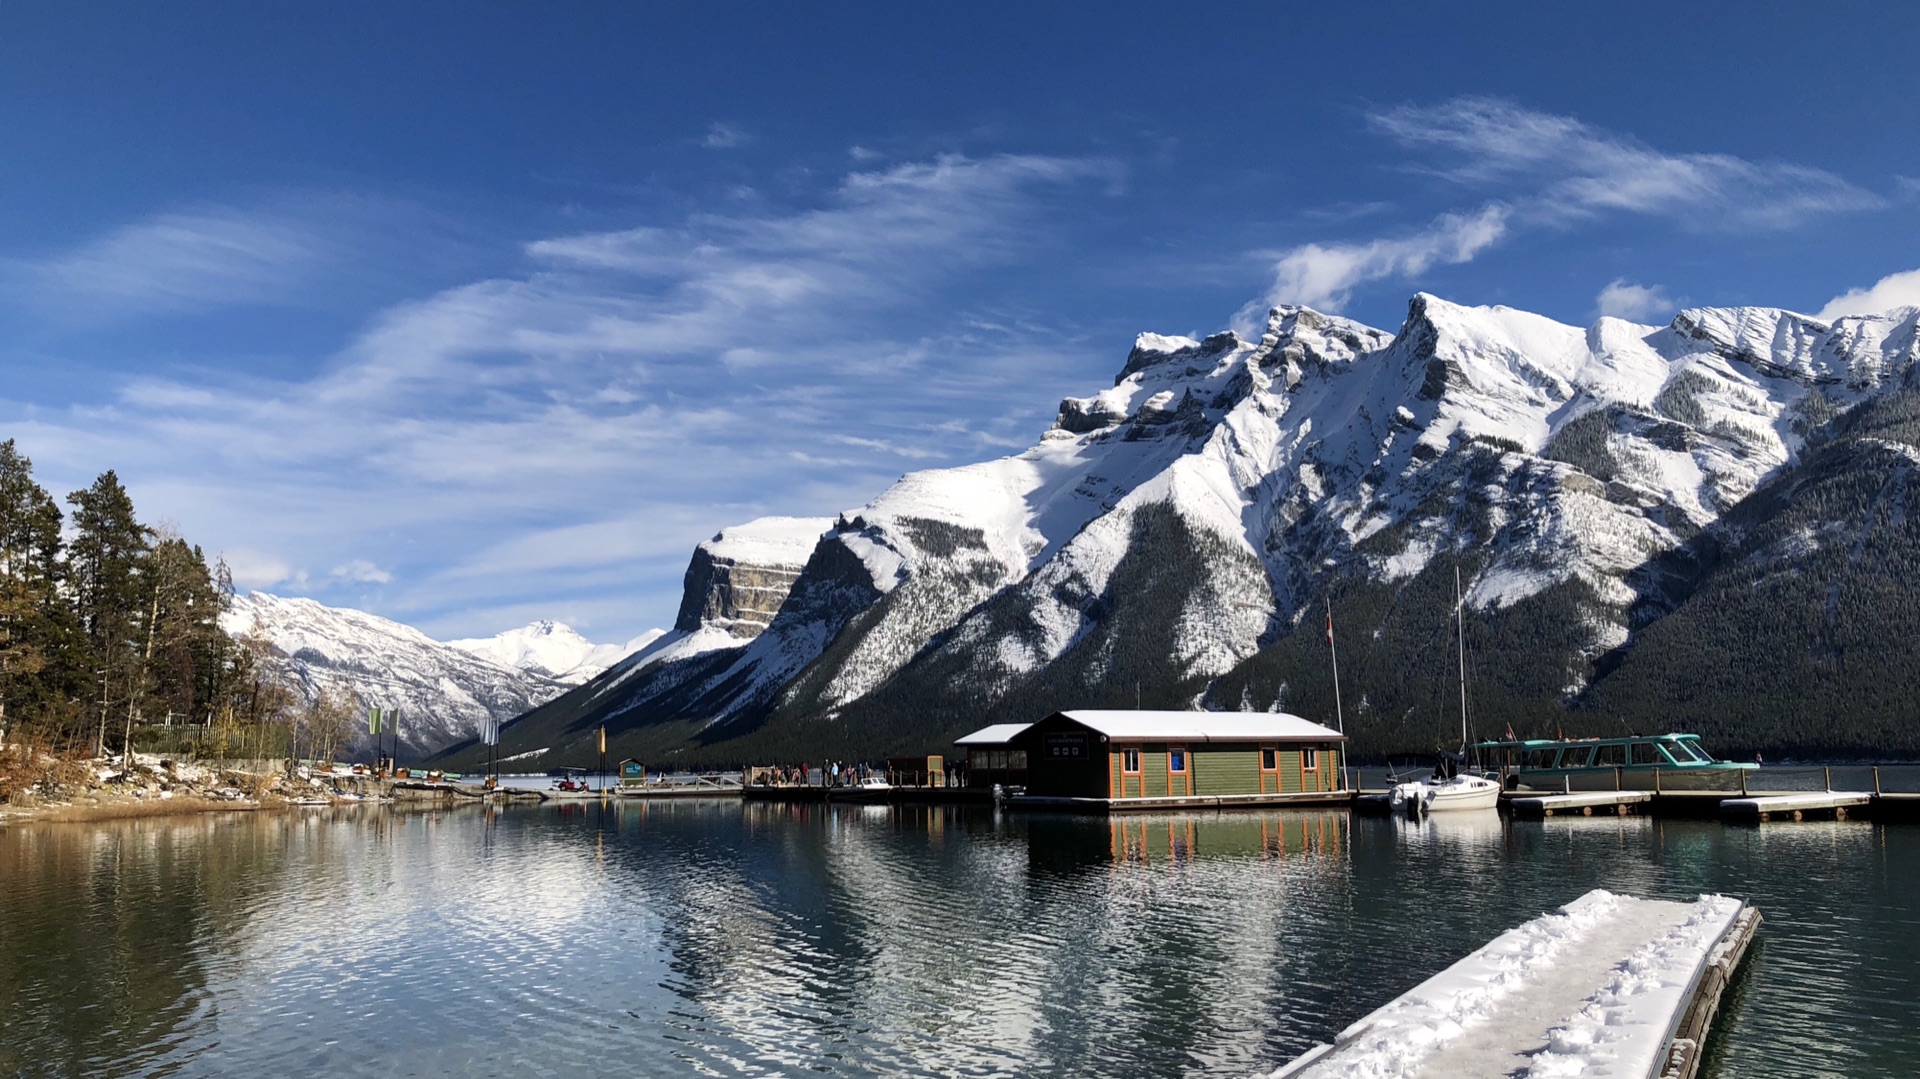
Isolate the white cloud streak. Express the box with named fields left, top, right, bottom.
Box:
left=1369, top=96, right=1884, bottom=229
left=23, top=208, right=327, bottom=315
left=1263, top=96, right=1883, bottom=313
left=1265, top=205, right=1508, bottom=312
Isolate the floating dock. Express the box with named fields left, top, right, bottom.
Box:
left=1510, top=790, right=1654, bottom=818
left=1720, top=791, right=1872, bottom=822
left=1266, top=890, right=1759, bottom=1079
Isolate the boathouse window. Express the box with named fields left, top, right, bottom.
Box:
left=1260, top=748, right=1277, bottom=770
left=1168, top=748, right=1187, bottom=773
left=1122, top=748, right=1141, bottom=773
left=1301, top=748, right=1318, bottom=771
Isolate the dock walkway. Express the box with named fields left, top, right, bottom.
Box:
left=1510, top=790, right=1653, bottom=818
left=1266, top=890, right=1758, bottom=1079
left=1720, top=791, right=1871, bottom=822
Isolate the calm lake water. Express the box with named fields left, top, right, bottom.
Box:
left=1, top=801, right=1914, bottom=1078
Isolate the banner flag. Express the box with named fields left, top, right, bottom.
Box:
left=392, top=708, right=400, bottom=737
left=598, top=726, right=606, bottom=755
left=369, top=706, right=382, bottom=735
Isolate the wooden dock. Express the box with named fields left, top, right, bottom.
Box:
left=1720, top=791, right=1872, bottom=822
left=1266, top=890, right=1760, bottom=1079
left=1510, top=790, right=1654, bottom=818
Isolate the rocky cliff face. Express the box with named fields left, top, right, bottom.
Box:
left=431, top=294, right=1920, bottom=768
left=673, top=517, right=829, bottom=637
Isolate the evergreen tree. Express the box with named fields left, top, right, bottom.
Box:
left=66, top=471, right=153, bottom=754
left=0, top=441, right=81, bottom=746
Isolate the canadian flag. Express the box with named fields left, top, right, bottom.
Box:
left=1325, top=610, right=1334, bottom=646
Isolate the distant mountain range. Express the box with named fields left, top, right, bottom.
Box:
left=222, top=592, right=659, bottom=754
left=424, top=293, right=1920, bottom=770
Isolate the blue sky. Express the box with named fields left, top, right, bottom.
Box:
left=4, top=2, right=1918, bottom=642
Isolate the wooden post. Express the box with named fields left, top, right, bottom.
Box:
left=1655, top=767, right=1662, bottom=794
left=1874, top=766, right=1883, bottom=796
left=1614, top=766, right=1621, bottom=791
left=1740, top=768, right=1747, bottom=796
left=1824, top=766, right=1832, bottom=792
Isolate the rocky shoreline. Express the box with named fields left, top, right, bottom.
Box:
left=0, top=751, right=324, bottom=826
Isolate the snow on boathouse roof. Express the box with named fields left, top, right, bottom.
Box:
left=1055, top=710, right=1344, bottom=743
left=953, top=723, right=1032, bottom=747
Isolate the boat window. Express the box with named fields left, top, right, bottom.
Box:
left=1559, top=746, right=1595, bottom=768
left=1630, top=742, right=1664, bottom=766
left=1260, top=748, right=1277, bottom=771
left=1123, top=748, right=1141, bottom=773
left=1524, top=748, right=1558, bottom=769
left=1169, top=748, right=1188, bottom=773
left=1302, top=748, right=1318, bottom=771
left=1673, top=740, right=1711, bottom=763
left=1592, top=743, right=1626, bottom=767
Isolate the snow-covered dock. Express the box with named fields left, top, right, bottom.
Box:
left=1720, top=790, right=1871, bottom=822
left=1509, top=790, right=1653, bottom=818
left=1265, top=890, right=1759, bottom=1079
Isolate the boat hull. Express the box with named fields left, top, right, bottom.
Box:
left=1389, top=775, right=1502, bottom=816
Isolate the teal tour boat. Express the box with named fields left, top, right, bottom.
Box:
left=1472, top=733, right=1756, bottom=791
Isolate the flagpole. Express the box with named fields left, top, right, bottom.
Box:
left=1326, top=597, right=1347, bottom=790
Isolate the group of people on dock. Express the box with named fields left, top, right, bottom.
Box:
left=758, top=760, right=885, bottom=786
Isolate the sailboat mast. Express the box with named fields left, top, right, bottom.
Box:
left=1326, top=597, right=1345, bottom=735
left=1455, top=565, right=1469, bottom=753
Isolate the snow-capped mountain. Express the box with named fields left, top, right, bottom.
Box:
left=447, top=621, right=665, bottom=683
left=434, top=293, right=1920, bottom=768
left=222, top=592, right=657, bottom=754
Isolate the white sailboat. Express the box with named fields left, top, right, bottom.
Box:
left=1389, top=568, right=1501, bottom=816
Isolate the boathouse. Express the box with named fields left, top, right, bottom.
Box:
left=985, top=710, right=1347, bottom=810
left=954, top=722, right=1031, bottom=789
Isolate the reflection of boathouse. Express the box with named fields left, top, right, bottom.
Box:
left=958, top=710, right=1348, bottom=811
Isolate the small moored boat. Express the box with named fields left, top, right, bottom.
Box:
left=1388, top=568, right=1502, bottom=816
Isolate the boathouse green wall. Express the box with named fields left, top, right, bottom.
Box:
left=1107, top=744, right=1342, bottom=799
left=1007, top=712, right=1346, bottom=803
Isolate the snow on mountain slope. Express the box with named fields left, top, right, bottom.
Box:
left=223, top=592, right=639, bottom=753
left=447, top=293, right=1920, bottom=766
left=447, top=621, right=663, bottom=683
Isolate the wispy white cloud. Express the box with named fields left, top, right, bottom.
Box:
left=330, top=559, right=392, bottom=585
left=1261, top=96, right=1883, bottom=313
left=4, top=154, right=1117, bottom=636
left=1593, top=278, right=1676, bottom=323
left=24, top=207, right=327, bottom=316
left=1263, top=205, right=1508, bottom=311
left=1369, top=97, right=1883, bottom=229
left=1818, top=266, right=1920, bottom=321
left=702, top=122, right=749, bottom=149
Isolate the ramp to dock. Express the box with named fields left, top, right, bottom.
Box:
left=1265, top=890, right=1755, bottom=1079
